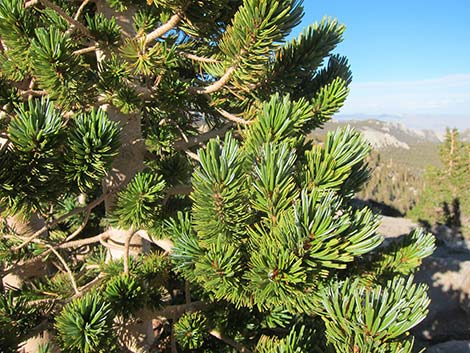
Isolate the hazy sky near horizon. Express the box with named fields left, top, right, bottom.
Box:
left=295, top=0, right=470, bottom=128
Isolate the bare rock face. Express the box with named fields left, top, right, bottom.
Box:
left=426, top=340, right=470, bottom=353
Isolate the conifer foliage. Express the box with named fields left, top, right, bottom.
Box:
left=0, top=0, right=435, bottom=352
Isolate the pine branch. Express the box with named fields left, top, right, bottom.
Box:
left=180, top=52, right=220, bottom=63
left=63, top=207, right=92, bottom=242
left=134, top=229, right=174, bottom=254
left=190, top=66, right=236, bottom=94
left=19, top=89, right=48, bottom=97
left=73, top=45, right=97, bottom=55
left=173, top=124, right=232, bottom=151
left=46, top=245, right=80, bottom=295
left=155, top=301, right=207, bottom=321
left=216, top=107, right=251, bottom=125
left=144, top=13, right=182, bottom=46
left=74, top=0, right=90, bottom=21
left=209, top=330, right=252, bottom=353
left=123, top=230, right=137, bottom=275
left=163, top=184, right=193, bottom=204
left=37, top=0, right=94, bottom=39
left=12, top=191, right=112, bottom=251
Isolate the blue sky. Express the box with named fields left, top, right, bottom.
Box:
left=294, top=1, right=470, bottom=130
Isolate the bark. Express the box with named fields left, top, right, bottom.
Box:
left=3, top=215, right=52, bottom=353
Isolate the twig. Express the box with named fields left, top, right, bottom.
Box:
left=63, top=208, right=92, bottom=242
left=185, top=150, right=199, bottom=161
left=13, top=192, right=111, bottom=251
left=19, top=89, right=48, bottom=97
left=134, top=230, right=174, bottom=254
left=173, top=124, right=232, bottom=151
left=38, top=0, right=94, bottom=39
left=216, top=108, right=252, bottom=125
left=180, top=52, right=220, bottom=63
left=73, top=45, right=97, bottom=55
left=73, top=273, right=105, bottom=298
left=144, top=13, right=182, bottom=46
left=74, top=0, right=90, bottom=20
left=209, top=330, right=252, bottom=353
left=163, top=184, right=193, bottom=205
left=46, top=245, right=80, bottom=295
left=190, top=66, right=236, bottom=94
left=123, top=230, right=137, bottom=275
left=59, top=231, right=109, bottom=249
left=24, top=0, right=38, bottom=8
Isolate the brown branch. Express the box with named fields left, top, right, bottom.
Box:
left=163, top=184, right=193, bottom=205
left=123, top=230, right=137, bottom=275
left=63, top=208, right=91, bottom=242
left=134, top=230, right=174, bottom=254
left=46, top=245, right=80, bottom=295
left=73, top=45, right=97, bottom=55
left=19, top=89, right=48, bottom=97
left=209, top=330, right=252, bottom=353
left=38, top=0, right=94, bottom=39
left=144, top=13, right=182, bottom=46
left=216, top=108, right=252, bottom=125
left=24, top=0, right=38, bottom=8
left=155, top=301, right=207, bottom=321
left=185, top=150, right=199, bottom=161
left=13, top=192, right=111, bottom=251
left=74, top=0, right=90, bottom=20
left=180, top=52, right=220, bottom=64
left=59, top=231, right=109, bottom=249
left=190, top=66, right=236, bottom=94
left=173, top=124, right=232, bottom=151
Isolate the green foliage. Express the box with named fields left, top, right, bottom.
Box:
left=174, top=311, right=208, bottom=350
left=64, top=108, right=121, bottom=192
left=104, top=275, right=145, bottom=317
left=110, top=172, right=166, bottom=229
left=85, top=13, right=121, bottom=47
left=55, top=292, right=116, bottom=353
left=30, top=28, right=90, bottom=108
left=303, top=126, right=371, bottom=196
left=3, top=98, right=65, bottom=210
left=0, top=290, right=43, bottom=353
left=321, top=276, right=429, bottom=353
left=0, top=1, right=435, bottom=352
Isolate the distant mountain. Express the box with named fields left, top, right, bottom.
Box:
left=310, top=118, right=442, bottom=169
left=315, top=119, right=443, bottom=150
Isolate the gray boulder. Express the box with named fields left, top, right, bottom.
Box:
left=426, top=340, right=470, bottom=353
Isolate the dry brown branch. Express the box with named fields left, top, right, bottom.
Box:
left=63, top=208, right=92, bottom=242
left=216, top=108, right=252, bottom=125
left=73, top=45, right=97, bottom=55
left=38, top=0, right=94, bottom=39
left=209, top=330, right=252, bottom=353
left=190, top=66, right=236, bottom=94
left=173, top=124, right=232, bottom=151
left=123, top=230, right=137, bottom=275
left=13, top=192, right=112, bottom=251
left=163, top=184, right=193, bottom=205
left=46, top=245, right=80, bottom=295
left=180, top=52, right=220, bottom=63
left=144, top=13, right=182, bottom=46
left=74, top=0, right=90, bottom=20
left=19, top=89, right=48, bottom=97
left=134, top=230, right=174, bottom=254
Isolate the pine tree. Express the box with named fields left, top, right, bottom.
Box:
left=410, top=128, right=470, bottom=235
left=0, top=1, right=435, bottom=352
